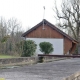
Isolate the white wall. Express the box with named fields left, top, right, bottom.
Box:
left=26, top=38, right=63, bottom=55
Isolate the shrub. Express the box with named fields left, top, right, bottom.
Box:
left=17, top=40, right=37, bottom=57
left=39, top=42, right=53, bottom=54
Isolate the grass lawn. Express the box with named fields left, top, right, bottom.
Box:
left=0, top=54, right=19, bottom=59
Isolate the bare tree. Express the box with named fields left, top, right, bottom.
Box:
left=0, top=17, right=24, bottom=55
left=53, top=0, right=80, bottom=41
left=6, top=18, right=23, bottom=55
left=0, top=17, right=23, bottom=55
left=0, top=17, right=8, bottom=54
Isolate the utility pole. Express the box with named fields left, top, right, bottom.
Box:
left=42, top=6, right=45, bottom=30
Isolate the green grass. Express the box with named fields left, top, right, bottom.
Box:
left=0, top=54, right=19, bottom=59
left=0, top=78, right=5, bottom=80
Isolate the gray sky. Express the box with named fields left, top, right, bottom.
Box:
left=0, top=0, right=62, bottom=31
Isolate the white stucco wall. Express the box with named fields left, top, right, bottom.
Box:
left=26, top=38, right=63, bottom=55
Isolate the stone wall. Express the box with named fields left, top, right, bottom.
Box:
left=0, top=57, right=38, bottom=67
left=0, top=56, right=66, bottom=67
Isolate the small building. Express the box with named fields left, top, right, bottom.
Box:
left=22, top=19, right=78, bottom=55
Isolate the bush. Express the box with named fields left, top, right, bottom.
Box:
left=17, top=40, right=37, bottom=57
left=39, top=42, right=53, bottom=54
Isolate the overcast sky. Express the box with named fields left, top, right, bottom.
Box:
left=0, top=0, right=62, bottom=31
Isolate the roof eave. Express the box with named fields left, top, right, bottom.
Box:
left=22, top=19, right=78, bottom=44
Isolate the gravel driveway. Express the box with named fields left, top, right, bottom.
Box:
left=0, top=58, right=80, bottom=80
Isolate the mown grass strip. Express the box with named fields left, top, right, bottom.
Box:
left=0, top=54, right=19, bottom=59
